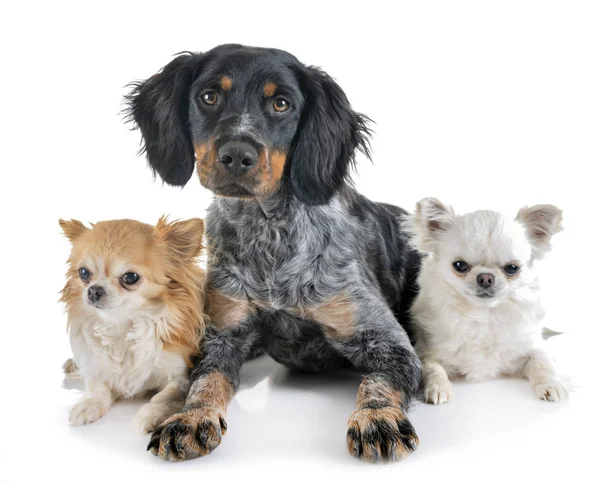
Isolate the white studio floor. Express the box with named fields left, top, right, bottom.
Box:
left=5, top=331, right=593, bottom=483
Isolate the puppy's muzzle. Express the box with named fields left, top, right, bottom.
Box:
left=218, top=141, right=258, bottom=176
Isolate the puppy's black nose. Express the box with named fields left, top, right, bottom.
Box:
left=87, top=285, right=106, bottom=303
left=218, top=141, right=258, bottom=175
left=476, top=273, right=495, bottom=288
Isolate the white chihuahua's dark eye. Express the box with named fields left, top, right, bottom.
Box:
left=121, top=272, right=140, bottom=285
left=201, top=90, right=218, bottom=106
left=503, top=264, right=520, bottom=276
left=78, top=267, right=91, bottom=282
left=452, top=260, right=470, bottom=273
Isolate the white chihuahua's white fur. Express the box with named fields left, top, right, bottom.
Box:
left=408, top=198, right=568, bottom=404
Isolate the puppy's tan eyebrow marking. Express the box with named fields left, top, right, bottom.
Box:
left=220, top=76, right=232, bottom=91
left=263, top=82, right=277, bottom=97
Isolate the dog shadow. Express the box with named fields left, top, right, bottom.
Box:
left=60, top=355, right=569, bottom=465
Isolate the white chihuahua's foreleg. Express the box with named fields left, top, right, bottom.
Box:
left=521, top=348, right=568, bottom=402
left=422, top=358, right=453, bottom=405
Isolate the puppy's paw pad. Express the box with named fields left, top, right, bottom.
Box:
left=69, top=399, right=106, bottom=426
left=424, top=379, right=453, bottom=405
left=135, top=403, right=176, bottom=434
left=147, top=406, right=227, bottom=461
left=534, top=377, right=568, bottom=402
left=347, top=407, right=419, bottom=463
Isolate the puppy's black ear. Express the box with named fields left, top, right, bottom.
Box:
left=288, top=67, right=371, bottom=205
left=124, top=53, right=204, bottom=186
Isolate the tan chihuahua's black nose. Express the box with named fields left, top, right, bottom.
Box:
left=476, top=273, right=495, bottom=288
left=218, top=141, right=258, bottom=175
left=87, top=285, right=106, bottom=303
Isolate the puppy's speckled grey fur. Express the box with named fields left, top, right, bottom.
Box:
left=196, top=185, right=421, bottom=399
left=126, top=44, right=423, bottom=462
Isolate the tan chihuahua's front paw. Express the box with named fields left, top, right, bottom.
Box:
left=135, top=402, right=181, bottom=434
left=423, top=379, right=453, bottom=405
left=69, top=399, right=106, bottom=426
left=533, top=376, right=569, bottom=402
left=346, top=407, right=419, bottom=463
left=147, top=405, right=227, bottom=461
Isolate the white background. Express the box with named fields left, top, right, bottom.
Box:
left=1, top=1, right=599, bottom=481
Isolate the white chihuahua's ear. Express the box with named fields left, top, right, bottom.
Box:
left=59, top=219, right=89, bottom=242
left=409, top=197, right=455, bottom=253
left=155, top=216, right=205, bottom=259
left=515, top=204, right=563, bottom=259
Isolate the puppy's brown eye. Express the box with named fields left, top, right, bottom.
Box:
left=201, top=90, right=218, bottom=106
left=452, top=260, right=469, bottom=274
left=273, top=96, right=290, bottom=112
left=122, top=272, right=140, bottom=285
left=503, top=264, right=520, bottom=276
left=79, top=267, right=91, bottom=282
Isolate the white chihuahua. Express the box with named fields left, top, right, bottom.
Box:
left=408, top=198, right=568, bottom=404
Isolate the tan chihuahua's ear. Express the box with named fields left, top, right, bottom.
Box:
left=59, top=219, right=89, bottom=242
left=156, top=216, right=205, bottom=259
left=516, top=204, right=563, bottom=259
left=408, top=197, right=455, bottom=253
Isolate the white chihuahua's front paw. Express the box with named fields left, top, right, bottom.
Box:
left=135, top=403, right=177, bottom=434
left=424, top=379, right=453, bottom=405
left=69, top=399, right=106, bottom=426
left=533, top=376, right=569, bottom=402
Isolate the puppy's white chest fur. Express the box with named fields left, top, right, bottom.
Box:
left=413, top=266, right=544, bottom=381
left=69, top=310, right=187, bottom=398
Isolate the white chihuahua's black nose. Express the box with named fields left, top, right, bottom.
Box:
left=476, top=273, right=495, bottom=289
left=87, top=285, right=106, bottom=303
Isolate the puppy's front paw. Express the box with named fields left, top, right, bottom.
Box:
left=147, top=406, right=227, bottom=461
left=533, top=376, right=568, bottom=402
left=69, top=399, right=106, bottom=426
left=346, top=407, right=419, bottom=462
left=135, top=402, right=181, bottom=434
left=424, top=378, right=453, bottom=405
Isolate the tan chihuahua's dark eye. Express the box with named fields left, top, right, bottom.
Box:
left=122, top=272, right=140, bottom=285
left=79, top=267, right=91, bottom=282
left=452, top=260, right=470, bottom=274
left=503, top=264, right=520, bottom=276
left=273, top=96, right=290, bottom=112
left=201, top=90, right=218, bottom=106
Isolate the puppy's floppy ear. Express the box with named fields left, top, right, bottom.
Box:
left=155, top=216, right=205, bottom=260
left=124, top=52, right=204, bottom=187
left=288, top=66, right=371, bottom=205
left=408, top=197, right=455, bottom=253
left=59, top=219, right=88, bottom=242
left=516, top=204, right=563, bottom=259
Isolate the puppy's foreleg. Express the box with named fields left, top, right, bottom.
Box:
left=328, top=296, right=421, bottom=462
left=421, top=358, right=452, bottom=405
left=522, top=348, right=568, bottom=402
left=134, top=380, right=189, bottom=434
left=147, top=322, right=260, bottom=461
left=69, top=378, right=115, bottom=425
